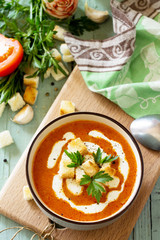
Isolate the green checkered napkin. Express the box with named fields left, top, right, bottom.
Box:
left=65, top=0, right=160, bottom=118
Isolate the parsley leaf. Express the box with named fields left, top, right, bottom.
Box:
left=93, top=148, right=102, bottom=164
left=66, top=16, right=99, bottom=36
left=93, top=171, right=113, bottom=183
left=101, top=154, right=119, bottom=164
left=93, top=148, right=118, bottom=165
left=80, top=171, right=113, bottom=203
left=64, top=150, right=84, bottom=168
left=80, top=174, right=91, bottom=185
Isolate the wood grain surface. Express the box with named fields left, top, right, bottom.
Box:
left=0, top=66, right=160, bottom=240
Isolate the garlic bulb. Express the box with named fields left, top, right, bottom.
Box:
left=85, top=2, right=109, bottom=23
left=12, top=104, right=34, bottom=125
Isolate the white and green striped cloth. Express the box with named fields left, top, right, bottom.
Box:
left=65, top=0, right=160, bottom=118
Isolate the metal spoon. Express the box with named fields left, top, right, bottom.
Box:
left=130, top=114, right=160, bottom=151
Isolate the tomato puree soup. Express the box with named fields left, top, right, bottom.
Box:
left=32, top=120, right=137, bottom=221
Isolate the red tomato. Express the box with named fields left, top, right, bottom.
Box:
left=0, top=34, right=23, bottom=77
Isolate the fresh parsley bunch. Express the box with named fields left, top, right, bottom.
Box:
left=0, top=0, right=99, bottom=103
left=0, top=0, right=65, bottom=103
left=62, top=16, right=99, bottom=36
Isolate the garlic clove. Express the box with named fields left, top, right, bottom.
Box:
left=12, top=104, right=34, bottom=125
left=60, top=43, right=71, bottom=56
left=85, top=1, right=109, bottom=23
left=62, top=54, right=74, bottom=63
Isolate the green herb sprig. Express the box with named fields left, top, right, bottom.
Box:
left=64, top=150, right=84, bottom=168
left=0, top=0, right=64, bottom=103
left=80, top=171, right=113, bottom=203
left=93, top=148, right=118, bottom=165
left=0, top=0, right=99, bottom=103
left=62, top=16, right=99, bottom=36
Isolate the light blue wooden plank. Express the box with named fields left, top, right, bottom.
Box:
left=133, top=197, right=152, bottom=240
left=151, top=177, right=160, bottom=240
left=0, top=216, right=39, bottom=239
left=92, top=0, right=115, bottom=40
left=128, top=231, right=134, bottom=240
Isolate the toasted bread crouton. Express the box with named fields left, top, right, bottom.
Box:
left=59, top=158, right=75, bottom=178
left=0, top=102, right=5, bottom=118
left=23, top=185, right=33, bottom=201
left=101, top=166, right=116, bottom=176
left=76, top=166, right=85, bottom=184
left=105, top=176, right=120, bottom=189
left=53, top=25, right=67, bottom=41
left=101, top=162, right=110, bottom=168
left=8, top=92, right=25, bottom=112
left=84, top=154, right=94, bottom=162
left=68, top=138, right=88, bottom=155
left=82, top=160, right=99, bottom=177
left=51, top=48, right=62, bottom=61
left=0, top=130, right=14, bottom=148
left=60, top=100, right=75, bottom=115
left=101, top=165, right=119, bottom=188
left=23, top=75, right=39, bottom=88
left=66, top=178, right=83, bottom=195
left=50, top=62, right=69, bottom=81
left=23, top=86, right=38, bottom=105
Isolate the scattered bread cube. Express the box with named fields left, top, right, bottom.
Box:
left=60, top=100, right=75, bottom=115
left=82, top=159, right=99, bottom=177
left=23, top=75, right=39, bottom=88
left=0, top=130, right=14, bottom=148
left=44, top=68, right=51, bottom=79
left=59, top=158, right=75, bottom=178
left=51, top=48, right=62, bottom=61
left=68, top=138, right=88, bottom=155
left=12, top=104, right=34, bottom=125
left=50, top=62, right=69, bottom=81
left=101, top=166, right=116, bottom=176
left=23, top=86, right=38, bottom=105
left=0, top=102, right=5, bottom=118
left=76, top=166, right=85, bottom=184
left=66, top=178, right=83, bottom=195
left=105, top=176, right=120, bottom=189
left=53, top=25, right=67, bottom=41
left=8, top=92, right=25, bottom=112
left=23, top=185, right=33, bottom=201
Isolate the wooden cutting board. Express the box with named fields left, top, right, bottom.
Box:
left=0, top=66, right=160, bottom=240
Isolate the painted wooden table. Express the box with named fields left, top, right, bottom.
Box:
left=0, top=0, right=160, bottom=239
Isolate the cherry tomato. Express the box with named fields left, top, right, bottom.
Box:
left=0, top=34, right=23, bottom=77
